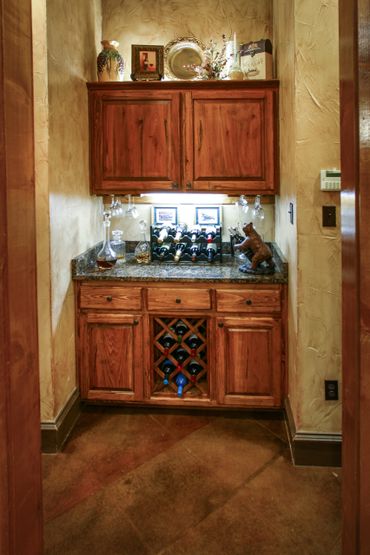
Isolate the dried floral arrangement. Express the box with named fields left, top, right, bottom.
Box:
left=187, top=35, right=228, bottom=80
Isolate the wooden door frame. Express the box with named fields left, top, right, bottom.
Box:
left=339, top=0, right=370, bottom=552
left=0, top=0, right=43, bottom=553
left=0, top=1, right=368, bottom=553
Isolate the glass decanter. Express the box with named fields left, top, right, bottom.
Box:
left=134, top=219, right=150, bottom=264
left=111, top=229, right=126, bottom=262
left=96, top=211, right=117, bottom=270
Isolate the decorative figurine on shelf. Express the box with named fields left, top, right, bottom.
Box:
left=234, top=222, right=275, bottom=275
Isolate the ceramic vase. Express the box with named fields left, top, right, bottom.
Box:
left=97, top=40, right=124, bottom=82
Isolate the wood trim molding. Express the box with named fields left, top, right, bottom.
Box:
left=41, top=389, right=81, bottom=453
left=284, top=398, right=341, bottom=467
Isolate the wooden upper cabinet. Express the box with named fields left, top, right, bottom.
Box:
left=87, top=81, right=279, bottom=195
left=89, top=88, right=181, bottom=194
left=185, top=89, right=278, bottom=193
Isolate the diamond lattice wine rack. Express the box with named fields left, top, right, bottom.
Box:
left=151, top=317, right=209, bottom=399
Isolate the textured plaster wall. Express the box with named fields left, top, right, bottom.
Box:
left=274, top=0, right=341, bottom=433
left=34, top=0, right=103, bottom=420
left=32, top=0, right=54, bottom=420
left=101, top=0, right=272, bottom=79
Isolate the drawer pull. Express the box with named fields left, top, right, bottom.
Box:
left=172, top=181, right=179, bottom=190
left=106, top=295, right=113, bottom=302
left=245, top=299, right=252, bottom=305
left=175, top=298, right=181, bottom=304
left=218, top=322, right=224, bottom=328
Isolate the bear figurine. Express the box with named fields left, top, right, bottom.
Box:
left=234, top=222, right=275, bottom=273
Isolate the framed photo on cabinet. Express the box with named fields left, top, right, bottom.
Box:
left=131, top=45, right=164, bottom=81
left=195, top=206, right=221, bottom=226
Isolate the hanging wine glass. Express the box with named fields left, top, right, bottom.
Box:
left=252, top=195, right=265, bottom=221
left=110, top=195, right=123, bottom=217
left=126, top=194, right=138, bottom=219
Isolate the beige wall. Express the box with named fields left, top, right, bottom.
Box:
left=33, top=0, right=103, bottom=420
left=101, top=0, right=273, bottom=79
left=274, top=0, right=341, bottom=433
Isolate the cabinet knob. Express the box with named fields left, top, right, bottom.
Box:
left=106, top=295, right=113, bottom=302
left=245, top=299, right=252, bottom=305
left=172, top=181, right=179, bottom=190
left=185, top=182, right=192, bottom=190
left=218, top=322, right=224, bottom=328
left=175, top=298, right=181, bottom=304
left=133, top=319, right=139, bottom=326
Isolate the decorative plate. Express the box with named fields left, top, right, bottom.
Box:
left=164, top=36, right=205, bottom=80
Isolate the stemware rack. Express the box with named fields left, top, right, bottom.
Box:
left=151, top=316, right=208, bottom=399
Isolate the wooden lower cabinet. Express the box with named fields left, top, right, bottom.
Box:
left=76, top=281, right=285, bottom=409
left=79, top=311, right=144, bottom=401
left=216, top=317, right=282, bottom=407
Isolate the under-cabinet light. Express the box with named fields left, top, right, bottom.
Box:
left=140, top=193, right=228, bottom=204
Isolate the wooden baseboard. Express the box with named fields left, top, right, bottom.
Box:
left=284, top=398, right=341, bottom=467
left=41, top=389, right=81, bottom=453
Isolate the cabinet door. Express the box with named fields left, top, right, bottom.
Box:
left=216, top=316, right=282, bottom=407
left=184, top=89, right=278, bottom=194
left=79, top=312, right=144, bottom=401
left=89, top=90, right=181, bottom=194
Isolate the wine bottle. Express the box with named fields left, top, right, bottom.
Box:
left=186, top=334, right=201, bottom=356
left=174, top=320, right=188, bottom=343
left=190, top=244, right=200, bottom=262
left=158, top=243, right=171, bottom=260
left=174, top=223, right=187, bottom=243
left=173, top=347, right=188, bottom=364
left=188, top=360, right=202, bottom=383
left=175, top=372, right=188, bottom=397
left=205, top=226, right=216, bottom=242
left=160, top=359, right=175, bottom=385
left=157, top=226, right=169, bottom=244
left=173, top=243, right=185, bottom=263
left=159, top=333, right=176, bottom=356
left=206, top=242, right=217, bottom=262
left=189, top=226, right=200, bottom=243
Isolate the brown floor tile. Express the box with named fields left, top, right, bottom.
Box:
left=43, top=412, right=341, bottom=555
left=159, top=453, right=341, bottom=555
left=43, top=410, right=210, bottom=521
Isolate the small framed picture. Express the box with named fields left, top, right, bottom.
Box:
left=131, top=45, right=164, bottom=81
left=153, top=206, right=178, bottom=225
left=195, top=206, right=221, bottom=226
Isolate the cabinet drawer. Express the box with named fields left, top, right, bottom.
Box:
left=216, top=288, right=281, bottom=313
left=80, top=284, right=142, bottom=310
left=147, top=288, right=211, bottom=311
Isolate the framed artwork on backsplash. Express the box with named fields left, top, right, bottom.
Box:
left=131, top=44, right=164, bottom=81
left=195, top=206, right=221, bottom=226
left=153, top=206, right=178, bottom=225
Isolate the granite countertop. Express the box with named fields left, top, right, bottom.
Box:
left=72, top=243, right=288, bottom=284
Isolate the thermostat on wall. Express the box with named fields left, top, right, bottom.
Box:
left=320, top=169, right=341, bottom=191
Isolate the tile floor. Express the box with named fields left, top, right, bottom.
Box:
left=43, top=408, right=341, bottom=555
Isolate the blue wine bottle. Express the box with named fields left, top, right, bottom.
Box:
left=175, top=372, right=188, bottom=397
left=160, top=359, right=175, bottom=385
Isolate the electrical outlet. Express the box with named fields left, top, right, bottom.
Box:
left=325, top=380, right=339, bottom=401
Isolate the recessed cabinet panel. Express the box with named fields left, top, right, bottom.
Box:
left=90, top=324, right=134, bottom=390
left=225, top=325, right=272, bottom=395
left=193, top=98, right=263, bottom=179
left=102, top=100, right=174, bottom=179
